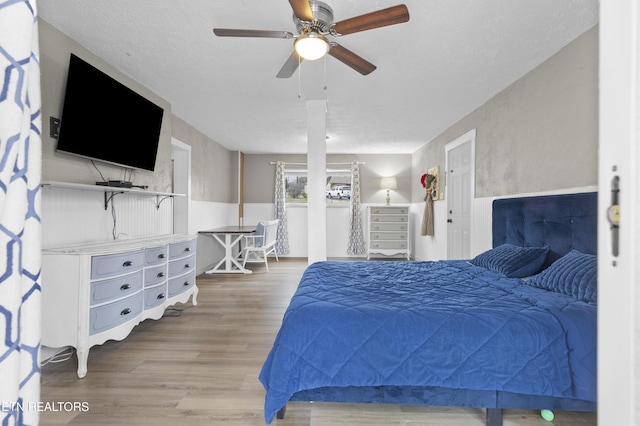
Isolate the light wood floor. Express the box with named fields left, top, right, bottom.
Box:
left=40, top=258, right=596, bottom=425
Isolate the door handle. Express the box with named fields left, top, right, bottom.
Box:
left=447, top=219, right=453, bottom=223
left=607, top=175, right=620, bottom=257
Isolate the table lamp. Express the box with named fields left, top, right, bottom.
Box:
left=380, top=176, right=397, bottom=206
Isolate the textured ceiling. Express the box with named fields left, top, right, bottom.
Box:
left=37, top=0, right=598, bottom=154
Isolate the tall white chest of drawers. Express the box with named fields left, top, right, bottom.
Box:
left=41, top=234, right=198, bottom=378
left=367, top=206, right=411, bottom=260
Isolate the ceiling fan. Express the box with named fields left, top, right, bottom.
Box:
left=213, top=1, right=410, bottom=78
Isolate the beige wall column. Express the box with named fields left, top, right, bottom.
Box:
left=306, top=100, right=327, bottom=264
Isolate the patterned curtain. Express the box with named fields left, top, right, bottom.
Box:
left=0, top=1, right=43, bottom=424
left=273, top=161, right=290, bottom=255
left=347, top=161, right=366, bottom=255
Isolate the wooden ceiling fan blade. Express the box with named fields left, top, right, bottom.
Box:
left=328, top=43, right=376, bottom=75
left=332, top=4, right=409, bottom=36
left=213, top=28, right=294, bottom=39
left=276, top=51, right=302, bottom=78
left=288, top=0, right=314, bottom=21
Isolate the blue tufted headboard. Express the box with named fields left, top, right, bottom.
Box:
left=492, top=192, right=598, bottom=267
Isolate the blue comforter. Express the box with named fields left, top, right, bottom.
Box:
left=259, top=261, right=597, bottom=423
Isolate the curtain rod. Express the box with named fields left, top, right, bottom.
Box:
left=270, top=161, right=365, bottom=165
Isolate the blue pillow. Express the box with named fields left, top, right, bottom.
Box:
left=528, top=249, right=597, bottom=303
left=470, top=243, right=549, bottom=278
left=254, top=222, right=265, bottom=247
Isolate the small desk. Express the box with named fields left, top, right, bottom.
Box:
left=199, top=226, right=256, bottom=274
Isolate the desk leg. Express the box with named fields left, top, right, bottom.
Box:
left=205, top=233, right=253, bottom=274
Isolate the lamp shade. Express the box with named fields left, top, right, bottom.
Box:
left=294, top=34, right=330, bottom=60
left=380, top=176, right=397, bottom=190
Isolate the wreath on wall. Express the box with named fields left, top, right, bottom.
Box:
left=421, top=172, right=436, bottom=192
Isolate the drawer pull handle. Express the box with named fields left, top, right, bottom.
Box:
left=158, top=254, right=166, bottom=259
left=122, top=260, right=134, bottom=267
left=120, top=284, right=131, bottom=290
left=120, top=308, right=132, bottom=316
left=157, top=272, right=165, bottom=278
left=184, top=247, right=192, bottom=252
left=183, top=281, right=190, bottom=286
left=184, top=264, right=191, bottom=268
left=157, top=293, right=165, bottom=300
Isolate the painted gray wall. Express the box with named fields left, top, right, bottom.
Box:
left=412, top=25, right=598, bottom=201
left=243, top=153, right=412, bottom=204
left=41, top=18, right=597, bottom=209
left=39, top=20, right=234, bottom=203
left=39, top=20, right=172, bottom=192
left=171, top=116, right=236, bottom=203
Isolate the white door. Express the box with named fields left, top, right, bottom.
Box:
left=598, top=1, right=638, bottom=424
left=446, top=130, right=475, bottom=260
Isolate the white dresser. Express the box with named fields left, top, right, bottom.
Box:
left=41, top=234, right=198, bottom=378
left=367, top=206, right=411, bottom=260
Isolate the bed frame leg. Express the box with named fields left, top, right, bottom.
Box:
left=276, top=405, right=287, bottom=419
left=486, top=408, right=503, bottom=426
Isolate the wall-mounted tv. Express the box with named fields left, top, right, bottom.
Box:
left=56, top=54, right=164, bottom=172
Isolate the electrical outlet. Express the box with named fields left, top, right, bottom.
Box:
left=49, top=117, right=61, bottom=139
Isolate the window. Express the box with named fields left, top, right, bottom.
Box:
left=283, top=168, right=351, bottom=205
left=285, top=173, right=308, bottom=203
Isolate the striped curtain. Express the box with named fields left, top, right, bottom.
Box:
left=0, top=1, right=43, bottom=424
left=347, top=161, right=365, bottom=255
left=273, top=161, right=290, bottom=255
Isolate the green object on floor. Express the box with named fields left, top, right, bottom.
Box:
left=541, top=409, right=555, bottom=421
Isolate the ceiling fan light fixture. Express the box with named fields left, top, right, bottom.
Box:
left=294, top=33, right=329, bottom=60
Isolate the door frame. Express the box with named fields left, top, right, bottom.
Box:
left=171, top=138, right=191, bottom=235
left=598, top=0, right=638, bottom=423
left=445, top=128, right=476, bottom=259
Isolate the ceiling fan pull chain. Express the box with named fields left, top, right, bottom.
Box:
left=297, top=55, right=302, bottom=99
left=323, top=54, right=327, bottom=91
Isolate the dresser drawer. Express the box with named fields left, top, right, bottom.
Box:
left=90, top=270, right=143, bottom=306
left=169, top=239, right=196, bottom=259
left=145, top=246, right=168, bottom=266
left=369, top=241, right=409, bottom=250
left=370, top=232, right=408, bottom=241
left=144, top=283, right=167, bottom=309
left=168, top=270, right=196, bottom=297
left=370, top=223, right=409, bottom=232
left=168, top=254, right=195, bottom=276
left=89, top=292, right=143, bottom=335
left=91, top=250, right=145, bottom=280
left=370, top=214, right=408, bottom=223
left=370, top=207, right=408, bottom=215
left=144, top=264, right=167, bottom=287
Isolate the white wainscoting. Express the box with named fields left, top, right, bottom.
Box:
left=411, top=201, right=448, bottom=261
left=242, top=203, right=370, bottom=259
left=43, top=187, right=596, bottom=270
left=42, top=186, right=173, bottom=248
left=412, top=186, right=598, bottom=262
left=190, top=199, right=237, bottom=274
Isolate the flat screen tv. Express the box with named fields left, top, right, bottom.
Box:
left=56, top=54, right=164, bottom=172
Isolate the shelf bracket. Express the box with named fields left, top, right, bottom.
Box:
left=104, top=191, right=124, bottom=210
left=155, top=195, right=174, bottom=210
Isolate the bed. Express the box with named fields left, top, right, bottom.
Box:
left=259, top=192, right=597, bottom=425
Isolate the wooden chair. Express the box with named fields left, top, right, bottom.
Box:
left=240, top=219, right=279, bottom=272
